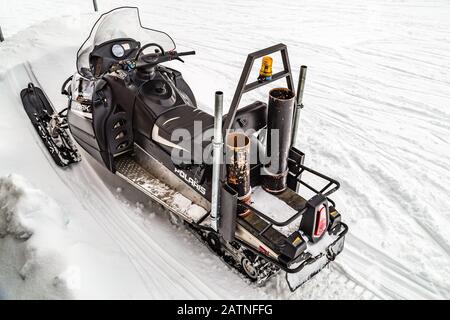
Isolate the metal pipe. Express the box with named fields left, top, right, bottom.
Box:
left=225, top=132, right=251, bottom=217
left=296, top=66, right=307, bottom=105
left=291, top=65, right=307, bottom=146
left=210, top=91, right=224, bottom=231
left=263, top=87, right=296, bottom=194
left=93, top=0, right=98, bottom=12
left=0, top=26, right=4, bottom=42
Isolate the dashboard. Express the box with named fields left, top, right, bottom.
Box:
left=89, top=38, right=140, bottom=77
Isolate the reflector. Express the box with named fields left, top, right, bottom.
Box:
left=314, top=205, right=328, bottom=238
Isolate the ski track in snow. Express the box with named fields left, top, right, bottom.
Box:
left=1, top=0, right=450, bottom=299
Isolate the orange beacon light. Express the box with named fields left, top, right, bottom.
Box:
left=258, top=56, right=273, bottom=82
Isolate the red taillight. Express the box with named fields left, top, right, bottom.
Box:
left=314, top=206, right=328, bottom=238
left=258, top=245, right=269, bottom=256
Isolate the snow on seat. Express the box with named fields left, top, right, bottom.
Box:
left=245, top=186, right=304, bottom=236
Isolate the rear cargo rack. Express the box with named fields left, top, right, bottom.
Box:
left=238, top=149, right=340, bottom=237
left=223, top=43, right=295, bottom=133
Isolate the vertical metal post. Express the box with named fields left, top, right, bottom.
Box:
left=210, top=91, right=224, bottom=231
left=291, top=65, right=307, bottom=146
left=93, top=0, right=98, bottom=12
left=0, top=26, right=4, bottom=42
left=263, top=88, right=296, bottom=194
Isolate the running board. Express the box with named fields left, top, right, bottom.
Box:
left=115, top=156, right=207, bottom=224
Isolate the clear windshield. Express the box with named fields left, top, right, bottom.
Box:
left=76, top=7, right=176, bottom=74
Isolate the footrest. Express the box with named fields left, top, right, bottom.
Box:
left=115, top=156, right=207, bottom=223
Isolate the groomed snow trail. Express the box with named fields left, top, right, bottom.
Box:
left=1, top=0, right=449, bottom=299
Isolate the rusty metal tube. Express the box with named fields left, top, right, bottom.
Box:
left=263, top=87, right=295, bottom=194
left=226, top=132, right=251, bottom=216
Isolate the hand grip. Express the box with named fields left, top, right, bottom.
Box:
left=177, top=51, right=196, bottom=57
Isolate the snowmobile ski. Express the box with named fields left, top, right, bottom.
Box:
left=20, top=82, right=81, bottom=167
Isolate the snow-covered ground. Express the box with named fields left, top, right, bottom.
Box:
left=1, top=0, right=449, bottom=299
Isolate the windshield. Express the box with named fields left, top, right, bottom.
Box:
left=76, top=7, right=176, bottom=74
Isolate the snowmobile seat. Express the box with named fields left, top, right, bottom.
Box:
left=238, top=209, right=308, bottom=261
left=237, top=212, right=287, bottom=251
left=151, top=105, right=214, bottom=162
left=152, top=101, right=268, bottom=163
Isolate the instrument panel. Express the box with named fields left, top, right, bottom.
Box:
left=89, top=38, right=140, bottom=76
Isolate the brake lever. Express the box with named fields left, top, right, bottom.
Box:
left=176, top=57, right=185, bottom=63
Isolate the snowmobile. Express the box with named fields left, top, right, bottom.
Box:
left=21, top=7, right=347, bottom=291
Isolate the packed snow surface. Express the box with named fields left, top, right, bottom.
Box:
left=251, top=186, right=299, bottom=236
left=1, top=0, right=449, bottom=299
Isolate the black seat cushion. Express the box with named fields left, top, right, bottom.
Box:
left=151, top=101, right=268, bottom=164
left=237, top=212, right=287, bottom=251
left=152, top=105, right=214, bottom=163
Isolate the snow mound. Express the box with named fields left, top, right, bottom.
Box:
left=0, top=174, right=74, bottom=299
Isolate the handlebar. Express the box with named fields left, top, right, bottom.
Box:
left=177, top=50, right=196, bottom=57
left=136, top=50, right=196, bottom=69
